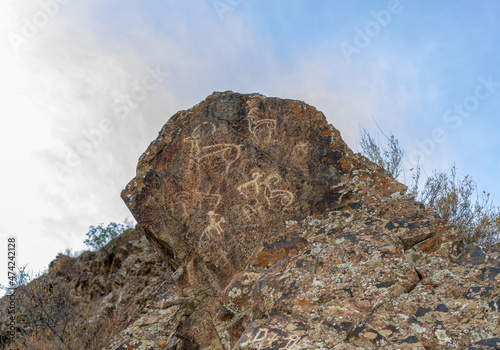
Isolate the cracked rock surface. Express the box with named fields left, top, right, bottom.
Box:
left=115, top=91, right=500, bottom=349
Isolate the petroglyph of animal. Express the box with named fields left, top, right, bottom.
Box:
left=199, top=211, right=226, bottom=246
left=237, top=172, right=295, bottom=220
left=248, top=108, right=277, bottom=145
left=184, top=122, right=242, bottom=174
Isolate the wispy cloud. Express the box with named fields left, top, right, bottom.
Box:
left=1, top=0, right=500, bottom=282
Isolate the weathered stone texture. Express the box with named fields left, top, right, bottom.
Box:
left=0, top=229, right=174, bottom=348
left=115, top=91, right=500, bottom=349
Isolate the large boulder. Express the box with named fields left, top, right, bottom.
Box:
left=117, top=91, right=500, bottom=349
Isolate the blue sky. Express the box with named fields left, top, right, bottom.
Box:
left=1, top=0, right=500, bottom=283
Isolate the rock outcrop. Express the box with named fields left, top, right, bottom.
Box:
left=114, top=91, right=500, bottom=349
left=0, top=229, right=173, bottom=349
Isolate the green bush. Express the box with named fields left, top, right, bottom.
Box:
left=84, top=222, right=128, bottom=251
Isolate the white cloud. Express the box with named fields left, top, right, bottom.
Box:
left=2, top=0, right=498, bottom=287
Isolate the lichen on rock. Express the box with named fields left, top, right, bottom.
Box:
left=112, top=91, right=500, bottom=349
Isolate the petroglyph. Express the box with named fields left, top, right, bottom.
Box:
left=199, top=143, right=242, bottom=174
left=283, top=335, right=302, bottom=349
left=263, top=174, right=295, bottom=208
left=184, top=122, right=242, bottom=174
left=237, top=328, right=301, bottom=350
left=237, top=172, right=264, bottom=205
left=237, top=328, right=272, bottom=349
left=237, top=172, right=295, bottom=220
left=199, top=211, right=226, bottom=246
left=248, top=107, right=277, bottom=146
left=173, top=121, right=241, bottom=225
left=170, top=191, right=221, bottom=218
left=241, top=204, right=260, bottom=221
left=169, top=191, right=191, bottom=217
left=200, top=193, right=222, bottom=211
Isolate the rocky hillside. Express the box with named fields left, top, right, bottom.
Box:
left=3, top=91, right=500, bottom=349
left=117, top=92, right=500, bottom=349
left=0, top=229, right=173, bottom=349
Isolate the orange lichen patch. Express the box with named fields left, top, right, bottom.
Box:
left=297, top=299, right=314, bottom=313
left=298, top=299, right=311, bottom=306
left=290, top=101, right=303, bottom=119
left=339, top=156, right=354, bottom=171
left=289, top=243, right=307, bottom=256
left=341, top=161, right=352, bottom=171
left=253, top=238, right=309, bottom=268
left=432, top=220, right=452, bottom=233
left=318, top=123, right=334, bottom=138
left=257, top=248, right=288, bottom=268
left=417, top=234, right=446, bottom=254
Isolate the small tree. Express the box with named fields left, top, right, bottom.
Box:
left=84, top=222, right=128, bottom=251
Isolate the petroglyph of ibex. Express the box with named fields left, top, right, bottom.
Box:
left=199, top=211, right=226, bottom=246
left=237, top=172, right=295, bottom=220
left=184, top=122, right=242, bottom=174
left=248, top=107, right=277, bottom=145
left=263, top=174, right=295, bottom=207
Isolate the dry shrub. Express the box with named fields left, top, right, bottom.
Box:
left=4, top=274, right=123, bottom=350
left=8, top=313, right=121, bottom=350
left=359, top=127, right=404, bottom=179
left=359, top=127, right=500, bottom=249
left=421, top=166, right=500, bottom=248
